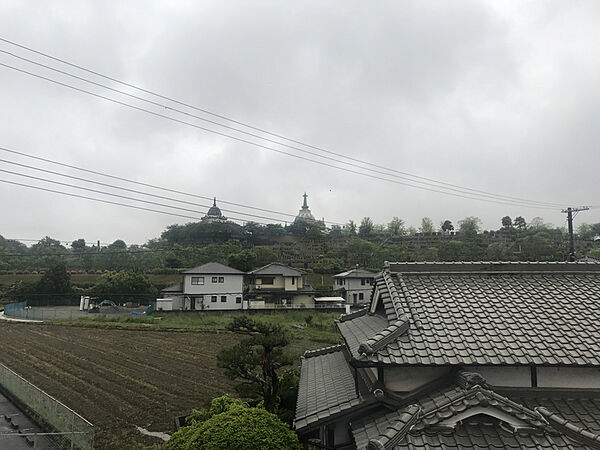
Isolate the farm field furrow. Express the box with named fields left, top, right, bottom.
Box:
left=0, top=323, right=238, bottom=449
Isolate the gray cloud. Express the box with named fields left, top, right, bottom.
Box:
left=0, top=0, right=598, bottom=245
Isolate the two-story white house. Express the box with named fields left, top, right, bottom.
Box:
left=333, top=268, right=376, bottom=305
left=157, top=262, right=244, bottom=311
left=246, top=262, right=316, bottom=308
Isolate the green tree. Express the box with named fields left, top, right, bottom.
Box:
left=89, top=271, right=157, bottom=304
left=344, top=220, right=357, bottom=236
left=217, top=317, right=291, bottom=412
left=167, top=397, right=300, bottom=450
left=328, top=224, right=343, bottom=239
left=70, top=239, right=86, bottom=250
left=387, top=217, right=406, bottom=237
left=34, top=260, right=73, bottom=305
left=277, top=368, right=300, bottom=425
left=458, top=216, right=481, bottom=240
left=501, top=216, right=513, bottom=229
left=514, top=216, right=527, bottom=231
left=529, top=217, right=550, bottom=231
left=420, top=217, right=435, bottom=234
left=228, top=250, right=258, bottom=272
left=108, top=239, right=127, bottom=250
left=358, top=217, right=374, bottom=237
left=577, top=223, right=594, bottom=240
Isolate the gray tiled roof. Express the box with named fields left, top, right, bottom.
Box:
left=248, top=263, right=304, bottom=277
left=294, top=346, right=364, bottom=431
left=182, top=262, right=244, bottom=275
left=335, top=268, right=377, bottom=279
left=351, top=381, right=600, bottom=449
left=340, top=263, right=600, bottom=366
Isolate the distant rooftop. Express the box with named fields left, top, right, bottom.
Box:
left=248, top=262, right=304, bottom=277
left=182, top=262, right=244, bottom=275
left=334, top=268, right=376, bottom=278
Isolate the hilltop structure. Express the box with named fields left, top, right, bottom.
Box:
left=294, top=193, right=316, bottom=224
left=201, top=197, right=228, bottom=223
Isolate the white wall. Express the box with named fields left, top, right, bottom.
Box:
left=537, top=367, right=600, bottom=388
left=333, top=277, right=372, bottom=304
left=182, top=274, right=243, bottom=310
left=462, top=366, right=532, bottom=387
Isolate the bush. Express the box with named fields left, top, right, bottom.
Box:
left=167, top=396, right=300, bottom=450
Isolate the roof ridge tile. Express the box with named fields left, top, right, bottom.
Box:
left=339, top=308, right=369, bottom=323
left=358, top=315, right=410, bottom=355
left=367, top=404, right=421, bottom=450
left=302, top=344, right=346, bottom=359
left=536, top=406, right=600, bottom=448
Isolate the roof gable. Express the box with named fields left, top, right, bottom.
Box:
left=248, top=263, right=304, bottom=277
left=182, top=262, right=244, bottom=275
left=335, top=268, right=377, bottom=279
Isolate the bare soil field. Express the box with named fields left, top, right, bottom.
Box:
left=0, top=322, right=240, bottom=449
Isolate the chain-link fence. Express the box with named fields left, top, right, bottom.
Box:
left=4, top=301, right=153, bottom=321
left=0, top=363, right=93, bottom=449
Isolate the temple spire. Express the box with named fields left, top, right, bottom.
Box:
left=302, top=192, right=308, bottom=209
left=213, top=197, right=217, bottom=207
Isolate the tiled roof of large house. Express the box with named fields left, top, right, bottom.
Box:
left=351, top=374, right=600, bottom=449
left=248, top=262, right=304, bottom=277
left=295, top=345, right=367, bottom=431
left=182, top=262, right=244, bottom=275
left=295, top=261, right=600, bottom=450
left=338, top=261, right=600, bottom=367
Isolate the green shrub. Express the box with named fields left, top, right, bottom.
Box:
left=167, top=396, right=300, bottom=450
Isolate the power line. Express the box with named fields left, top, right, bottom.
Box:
left=0, top=36, right=571, bottom=208
left=0, top=158, right=308, bottom=224
left=0, top=62, right=560, bottom=209
left=0, top=146, right=343, bottom=226
left=0, top=48, right=568, bottom=208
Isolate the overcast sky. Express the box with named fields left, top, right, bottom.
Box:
left=0, top=1, right=599, bottom=246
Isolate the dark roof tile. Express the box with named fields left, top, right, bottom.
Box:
left=346, top=264, right=600, bottom=366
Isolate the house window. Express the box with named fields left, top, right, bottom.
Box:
left=291, top=277, right=295, bottom=285
left=211, top=296, right=217, bottom=303
left=218, top=276, right=224, bottom=283
left=260, top=277, right=274, bottom=285
left=361, top=278, right=366, bottom=286
left=212, top=276, right=218, bottom=283
left=221, top=296, right=227, bottom=303
left=191, top=276, right=204, bottom=285
left=236, top=297, right=242, bottom=304
left=359, top=293, right=364, bottom=300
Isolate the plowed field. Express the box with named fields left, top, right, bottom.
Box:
left=0, top=322, right=239, bottom=449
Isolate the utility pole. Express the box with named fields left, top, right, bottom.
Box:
left=561, top=206, right=590, bottom=261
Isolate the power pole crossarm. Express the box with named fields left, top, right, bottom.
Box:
left=561, top=206, right=590, bottom=262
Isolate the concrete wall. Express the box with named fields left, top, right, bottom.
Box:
left=291, top=294, right=315, bottom=307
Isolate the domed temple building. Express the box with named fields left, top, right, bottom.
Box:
left=201, top=197, right=228, bottom=223
left=294, top=193, right=316, bottom=224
